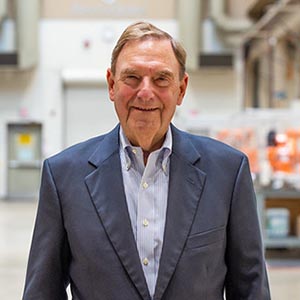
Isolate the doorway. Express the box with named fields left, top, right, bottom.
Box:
left=6, top=122, right=42, bottom=199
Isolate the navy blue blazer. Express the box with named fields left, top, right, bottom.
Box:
left=23, top=124, right=270, bottom=300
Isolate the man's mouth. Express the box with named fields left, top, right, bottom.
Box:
left=132, top=106, right=158, bottom=112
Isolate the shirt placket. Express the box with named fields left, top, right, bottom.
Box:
left=136, top=156, right=156, bottom=296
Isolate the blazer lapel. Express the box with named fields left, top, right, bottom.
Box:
left=154, top=126, right=206, bottom=300
left=85, top=127, right=151, bottom=300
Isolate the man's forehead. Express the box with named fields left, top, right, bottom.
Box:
left=121, top=37, right=172, bottom=52
left=115, top=39, right=179, bottom=74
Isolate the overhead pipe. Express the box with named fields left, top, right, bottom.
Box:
left=244, top=1, right=300, bottom=62
left=178, top=0, right=253, bottom=70
left=211, top=0, right=252, bottom=32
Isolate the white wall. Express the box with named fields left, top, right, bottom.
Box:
left=0, top=19, right=240, bottom=198
left=179, top=69, right=239, bottom=116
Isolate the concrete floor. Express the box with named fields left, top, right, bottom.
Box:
left=1, top=201, right=300, bottom=300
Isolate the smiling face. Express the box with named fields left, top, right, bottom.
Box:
left=107, top=38, right=188, bottom=152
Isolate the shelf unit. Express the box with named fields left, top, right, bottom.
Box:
left=256, top=189, right=300, bottom=249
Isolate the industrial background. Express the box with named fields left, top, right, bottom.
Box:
left=1, top=0, right=300, bottom=299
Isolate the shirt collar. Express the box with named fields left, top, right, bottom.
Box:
left=119, top=126, right=172, bottom=174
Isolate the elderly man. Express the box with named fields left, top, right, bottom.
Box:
left=23, top=21, right=271, bottom=300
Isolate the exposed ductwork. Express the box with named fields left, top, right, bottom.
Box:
left=241, top=0, right=300, bottom=108
left=243, top=0, right=300, bottom=61
left=211, top=0, right=252, bottom=32
left=178, top=0, right=254, bottom=70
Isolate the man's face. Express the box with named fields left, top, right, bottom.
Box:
left=107, top=38, right=188, bottom=152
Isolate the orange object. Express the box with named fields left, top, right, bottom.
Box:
left=267, top=132, right=297, bottom=173
left=216, top=128, right=259, bottom=174
left=286, top=129, right=300, bottom=172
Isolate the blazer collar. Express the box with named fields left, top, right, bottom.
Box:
left=170, top=124, right=202, bottom=165
left=88, top=124, right=120, bottom=168
left=88, top=124, right=201, bottom=167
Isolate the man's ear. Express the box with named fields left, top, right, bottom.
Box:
left=177, top=73, right=189, bottom=106
left=106, top=68, right=115, bottom=102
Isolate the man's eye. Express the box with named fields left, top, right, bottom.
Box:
left=124, top=76, right=139, bottom=85
left=155, top=77, right=170, bottom=87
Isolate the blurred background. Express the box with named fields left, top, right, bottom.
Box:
left=1, top=0, right=300, bottom=299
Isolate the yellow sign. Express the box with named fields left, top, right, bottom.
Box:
left=18, top=134, right=32, bottom=145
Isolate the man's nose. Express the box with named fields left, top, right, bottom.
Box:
left=137, top=78, right=154, bottom=101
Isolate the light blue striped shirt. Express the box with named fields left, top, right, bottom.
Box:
left=119, top=127, right=172, bottom=298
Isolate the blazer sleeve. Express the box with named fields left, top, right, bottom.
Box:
left=22, top=159, right=70, bottom=300
left=225, top=156, right=271, bottom=299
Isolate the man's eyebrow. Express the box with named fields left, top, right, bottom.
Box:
left=120, top=68, right=175, bottom=79
left=120, top=68, right=138, bottom=75
left=155, top=70, right=174, bottom=79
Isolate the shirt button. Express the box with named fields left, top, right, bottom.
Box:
left=142, top=182, right=148, bottom=189
left=143, top=219, right=149, bottom=227
left=132, top=149, right=137, bottom=154
left=143, top=258, right=149, bottom=266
